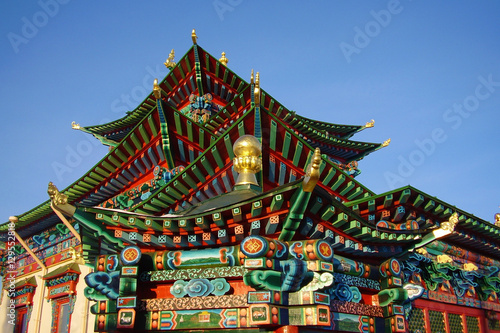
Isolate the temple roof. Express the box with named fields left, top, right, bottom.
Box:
left=1, top=40, right=497, bottom=257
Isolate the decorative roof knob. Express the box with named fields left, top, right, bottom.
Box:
left=219, top=52, right=228, bottom=66
left=233, top=135, right=262, bottom=186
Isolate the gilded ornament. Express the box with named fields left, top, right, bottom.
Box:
left=250, top=69, right=254, bottom=85
left=219, top=52, right=228, bottom=66
left=153, top=78, right=162, bottom=99
left=71, top=121, right=80, bottom=130
left=436, top=254, right=453, bottom=264
left=302, top=147, right=322, bottom=192
left=463, top=262, right=478, bottom=271
left=382, top=138, right=391, bottom=147
left=191, top=29, right=198, bottom=44
left=233, top=135, right=262, bottom=186
left=415, top=248, right=428, bottom=255
left=365, top=119, right=375, bottom=128
left=254, top=72, right=260, bottom=106
left=164, top=49, right=176, bottom=69
left=48, top=182, right=68, bottom=206
left=441, top=212, right=458, bottom=233
left=495, top=212, right=500, bottom=227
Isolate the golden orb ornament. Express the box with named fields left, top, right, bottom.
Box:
left=233, top=135, right=262, bottom=186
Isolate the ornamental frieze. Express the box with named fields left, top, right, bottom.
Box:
left=140, top=266, right=247, bottom=282
left=139, top=294, right=248, bottom=311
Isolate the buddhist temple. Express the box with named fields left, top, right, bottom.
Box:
left=2, top=31, right=500, bottom=333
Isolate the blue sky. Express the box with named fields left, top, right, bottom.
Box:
left=1, top=1, right=499, bottom=224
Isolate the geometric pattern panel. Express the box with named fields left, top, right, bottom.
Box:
left=466, top=316, right=480, bottom=333
left=448, top=313, right=464, bottom=333
left=429, top=310, right=446, bottom=333
left=408, top=307, right=426, bottom=333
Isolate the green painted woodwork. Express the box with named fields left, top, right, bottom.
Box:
left=282, top=132, right=292, bottom=159
left=191, top=164, right=206, bottom=183
left=270, top=194, right=284, bottom=212
left=211, top=146, right=225, bottom=169
left=309, top=196, right=323, bottom=215
left=114, top=149, right=128, bottom=164
left=173, top=180, right=189, bottom=196
left=321, top=206, right=335, bottom=221
left=212, top=212, right=225, bottom=227
left=182, top=172, right=198, bottom=190
left=424, top=200, right=435, bottom=212
left=347, top=187, right=363, bottom=200
left=148, top=115, right=158, bottom=136
left=279, top=188, right=312, bottom=241
left=330, top=174, right=345, bottom=191
left=332, top=213, right=349, bottom=228
left=200, top=156, right=214, bottom=176
left=251, top=201, right=262, bottom=217
left=130, top=133, right=142, bottom=151
left=292, top=141, right=303, bottom=167
left=322, top=168, right=336, bottom=186
left=413, top=194, right=425, bottom=207
left=383, top=194, right=393, bottom=208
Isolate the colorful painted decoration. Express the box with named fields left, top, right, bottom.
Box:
left=120, top=246, right=142, bottom=266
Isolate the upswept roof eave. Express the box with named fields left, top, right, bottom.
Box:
left=294, top=114, right=366, bottom=137
left=1, top=106, right=161, bottom=233
left=80, top=46, right=198, bottom=138
left=345, top=184, right=500, bottom=236
left=266, top=110, right=376, bottom=198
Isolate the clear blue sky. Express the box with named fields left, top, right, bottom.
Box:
left=1, top=1, right=499, bottom=224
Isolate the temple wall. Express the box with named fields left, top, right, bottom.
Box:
left=1, top=262, right=94, bottom=333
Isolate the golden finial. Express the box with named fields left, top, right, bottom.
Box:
left=232, top=135, right=262, bottom=186
left=153, top=78, right=162, bottom=99
left=71, top=121, right=81, bottom=130
left=250, top=69, right=254, bottom=85
left=302, top=148, right=322, bottom=192
left=191, top=29, right=198, bottom=44
left=365, top=119, right=375, bottom=128
left=48, top=182, right=68, bottom=206
left=495, top=212, right=500, bottom=227
left=254, top=72, right=260, bottom=106
left=164, top=49, right=176, bottom=69
left=463, top=262, right=478, bottom=271
left=382, top=138, right=391, bottom=147
left=440, top=212, right=459, bottom=233
left=219, top=52, right=228, bottom=66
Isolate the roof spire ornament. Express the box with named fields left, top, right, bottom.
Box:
left=164, top=49, right=176, bottom=69
left=71, top=121, right=81, bottom=130
left=365, top=119, right=375, bottom=128
left=382, top=138, right=391, bottom=147
left=48, top=182, right=68, bottom=206
left=250, top=69, right=254, bottom=85
left=232, top=135, right=262, bottom=187
left=191, top=29, right=198, bottom=44
left=219, top=52, right=228, bottom=66
left=254, top=72, right=261, bottom=106
left=302, top=148, right=322, bottom=192
left=495, top=209, right=500, bottom=227
left=153, top=78, right=162, bottom=99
